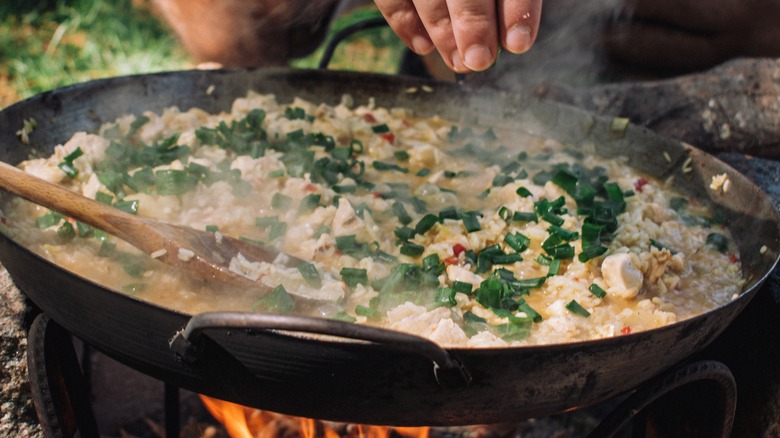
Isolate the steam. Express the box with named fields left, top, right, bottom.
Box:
left=473, top=0, right=627, bottom=89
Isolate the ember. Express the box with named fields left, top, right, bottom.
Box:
left=200, top=396, right=430, bottom=438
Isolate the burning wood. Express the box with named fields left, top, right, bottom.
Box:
left=200, top=395, right=431, bottom=438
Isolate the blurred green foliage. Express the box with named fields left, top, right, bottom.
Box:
left=0, top=0, right=404, bottom=108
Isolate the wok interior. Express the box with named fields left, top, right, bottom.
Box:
left=1, top=67, right=779, bottom=331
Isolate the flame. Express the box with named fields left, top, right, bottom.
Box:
left=200, top=395, right=430, bottom=438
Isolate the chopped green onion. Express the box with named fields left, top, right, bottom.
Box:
left=36, top=211, right=64, bottom=229
left=371, top=123, right=390, bottom=133
left=438, top=206, right=461, bottom=221
left=394, top=151, right=410, bottom=161
left=205, top=225, right=219, bottom=232
left=56, top=222, right=75, bottom=240
left=255, top=216, right=278, bottom=230
left=341, top=267, right=368, bottom=289
left=491, top=253, right=523, bottom=265
left=513, top=277, right=546, bottom=288
left=541, top=212, right=565, bottom=226
left=297, top=194, right=321, bottom=216
left=434, top=287, right=457, bottom=307
left=400, top=242, right=425, bottom=257
left=547, top=258, right=561, bottom=276
left=452, top=281, right=473, bottom=295
left=415, top=214, right=439, bottom=235
left=372, top=161, right=408, bottom=173
left=565, top=300, right=590, bottom=317
left=516, top=187, right=532, bottom=198
left=512, top=211, right=538, bottom=223
left=422, top=253, right=441, bottom=271
left=95, top=192, right=114, bottom=205
left=75, top=222, right=93, bottom=237
left=589, top=284, right=607, bottom=298
left=504, top=232, right=530, bottom=252
left=516, top=300, right=542, bottom=323
left=297, top=262, right=322, bottom=287
left=332, top=184, right=356, bottom=194
left=578, top=245, right=608, bottom=262
left=271, top=193, right=292, bottom=211
left=706, top=233, right=729, bottom=253
left=394, top=226, right=416, bottom=241
left=355, top=305, right=377, bottom=318
left=58, top=162, right=79, bottom=178
left=253, top=285, right=295, bottom=313
left=416, top=168, right=431, bottom=177
left=462, top=212, right=481, bottom=233
left=114, top=200, right=139, bottom=215
left=393, top=202, right=413, bottom=225
left=548, top=225, right=579, bottom=241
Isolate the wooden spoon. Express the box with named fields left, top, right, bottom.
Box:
left=0, top=160, right=286, bottom=290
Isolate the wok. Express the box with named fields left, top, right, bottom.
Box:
left=0, top=68, right=778, bottom=426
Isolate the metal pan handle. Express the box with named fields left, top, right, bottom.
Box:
left=169, top=311, right=471, bottom=386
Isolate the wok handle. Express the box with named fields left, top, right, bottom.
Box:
left=169, top=311, right=472, bottom=386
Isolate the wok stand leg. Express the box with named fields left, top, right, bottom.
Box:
left=27, top=313, right=100, bottom=438
left=587, top=360, right=736, bottom=438
left=164, top=383, right=180, bottom=438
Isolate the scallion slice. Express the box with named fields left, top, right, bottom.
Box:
left=589, top=284, right=607, bottom=298
left=512, top=211, right=538, bottom=223
left=452, top=281, right=473, bottom=295
left=516, top=187, right=532, bottom=198
left=415, top=214, right=439, bottom=235
left=434, top=287, right=457, bottom=307
left=462, top=212, right=481, bottom=233
left=253, top=285, right=295, bottom=313
left=341, top=267, right=368, bottom=289
left=565, top=300, right=590, bottom=317
left=297, top=262, right=322, bottom=287
left=400, top=242, right=425, bottom=257
left=371, top=123, right=390, bottom=133
left=504, top=232, right=531, bottom=252
left=271, top=193, right=292, bottom=211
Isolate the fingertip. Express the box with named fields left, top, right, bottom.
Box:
left=463, top=44, right=494, bottom=71
left=410, top=35, right=435, bottom=55
left=450, top=49, right=469, bottom=73
left=505, top=24, right=533, bottom=54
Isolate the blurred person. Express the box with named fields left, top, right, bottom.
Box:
left=152, top=0, right=780, bottom=76
left=150, top=0, right=340, bottom=68
left=602, top=0, right=780, bottom=75
left=151, top=0, right=543, bottom=72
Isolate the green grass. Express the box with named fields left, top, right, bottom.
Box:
left=0, top=0, right=189, bottom=107
left=0, top=0, right=406, bottom=109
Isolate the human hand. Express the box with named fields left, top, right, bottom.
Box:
left=602, top=0, right=780, bottom=73
left=373, top=0, right=543, bottom=73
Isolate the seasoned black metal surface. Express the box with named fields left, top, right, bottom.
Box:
left=0, top=68, right=777, bottom=426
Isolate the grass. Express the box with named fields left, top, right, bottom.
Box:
left=0, top=0, right=406, bottom=110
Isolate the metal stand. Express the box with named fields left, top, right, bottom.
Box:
left=588, top=360, right=737, bottom=437
left=26, top=313, right=182, bottom=438
left=27, top=314, right=99, bottom=438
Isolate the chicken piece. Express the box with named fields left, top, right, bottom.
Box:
left=601, top=253, right=643, bottom=298
left=446, top=264, right=485, bottom=289
left=331, top=197, right=365, bottom=237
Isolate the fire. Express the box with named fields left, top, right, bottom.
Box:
left=200, top=395, right=430, bottom=438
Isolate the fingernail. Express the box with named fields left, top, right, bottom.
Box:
left=411, top=35, right=434, bottom=55
left=451, top=49, right=467, bottom=72
left=463, top=44, right=493, bottom=71
left=506, top=24, right=532, bottom=54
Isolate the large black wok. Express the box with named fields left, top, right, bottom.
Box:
left=0, top=68, right=778, bottom=426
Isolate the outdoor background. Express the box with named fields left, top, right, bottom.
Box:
left=0, top=0, right=406, bottom=109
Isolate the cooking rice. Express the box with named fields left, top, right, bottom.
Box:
left=1, top=91, right=744, bottom=347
